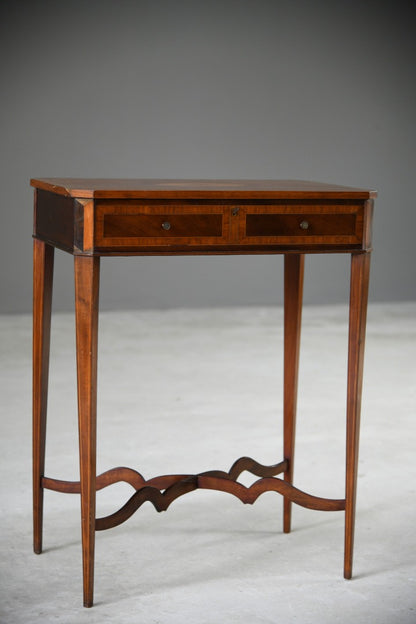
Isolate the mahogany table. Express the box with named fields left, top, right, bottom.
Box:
left=31, top=178, right=375, bottom=607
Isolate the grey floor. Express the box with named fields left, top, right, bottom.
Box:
left=0, top=303, right=415, bottom=624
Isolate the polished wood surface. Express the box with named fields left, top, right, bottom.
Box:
left=32, top=239, right=54, bottom=555
left=32, top=181, right=374, bottom=256
left=95, top=202, right=230, bottom=250
left=74, top=255, right=100, bottom=608
left=31, top=178, right=377, bottom=199
left=32, top=179, right=375, bottom=606
left=344, top=252, right=371, bottom=579
left=283, top=254, right=304, bottom=533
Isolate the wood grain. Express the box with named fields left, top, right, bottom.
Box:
left=283, top=254, right=305, bottom=533
left=94, top=475, right=345, bottom=531
left=34, top=189, right=76, bottom=252
left=32, top=239, right=54, bottom=554
left=31, top=178, right=377, bottom=200
left=92, top=458, right=344, bottom=532
left=33, top=184, right=374, bottom=256
left=42, top=458, right=288, bottom=497
left=344, top=252, right=371, bottom=579
left=42, top=469, right=191, bottom=494
left=74, top=255, right=100, bottom=607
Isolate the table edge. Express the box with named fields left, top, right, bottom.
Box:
left=30, top=178, right=377, bottom=200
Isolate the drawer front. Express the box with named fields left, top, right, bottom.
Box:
left=241, top=204, right=364, bottom=247
left=95, top=202, right=229, bottom=249
left=91, top=201, right=368, bottom=253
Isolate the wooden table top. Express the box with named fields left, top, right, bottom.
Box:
left=31, top=178, right=377, bottom=200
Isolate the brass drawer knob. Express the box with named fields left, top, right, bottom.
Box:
left=299, top=220, right=309, bottom=230
left=161, top=221, right=171, bottom=231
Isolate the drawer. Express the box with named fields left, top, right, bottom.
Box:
left=241, top=204, right=364, bottom=247
left=95, top=202, right=230, bottom=249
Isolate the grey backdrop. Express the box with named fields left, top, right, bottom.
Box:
left=1, top=0, right=415, bottom=313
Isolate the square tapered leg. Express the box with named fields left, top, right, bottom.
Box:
left=74, top=255, right=100, bottom=607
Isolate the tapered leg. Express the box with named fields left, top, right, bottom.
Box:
left=74, top=255, right=100, bottom=607
left=283, top=254, right=304, bottom=533
left=344, top=252, right=371, bottom=579
left=33, top=239, right=55, bottom=554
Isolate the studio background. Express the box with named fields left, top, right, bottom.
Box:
left=1, top=0, right=415, bottom=313
left=1, top=3, right=416, bottom=622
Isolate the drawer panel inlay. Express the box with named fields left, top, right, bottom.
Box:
left=95, top=202, right=229, bottom=249
left=103, top=213, right=222, bottom=238
left=242, top=204, right=363, bottom=247
left=246, top=213, right=356, bottom=237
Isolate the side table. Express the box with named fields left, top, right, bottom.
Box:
left=31, top=178, right=375, bottom=607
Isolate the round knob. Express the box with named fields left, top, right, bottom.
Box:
left=299, top=220, right=309, bottom=230
left=161, top=221, right=171, bottom=231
